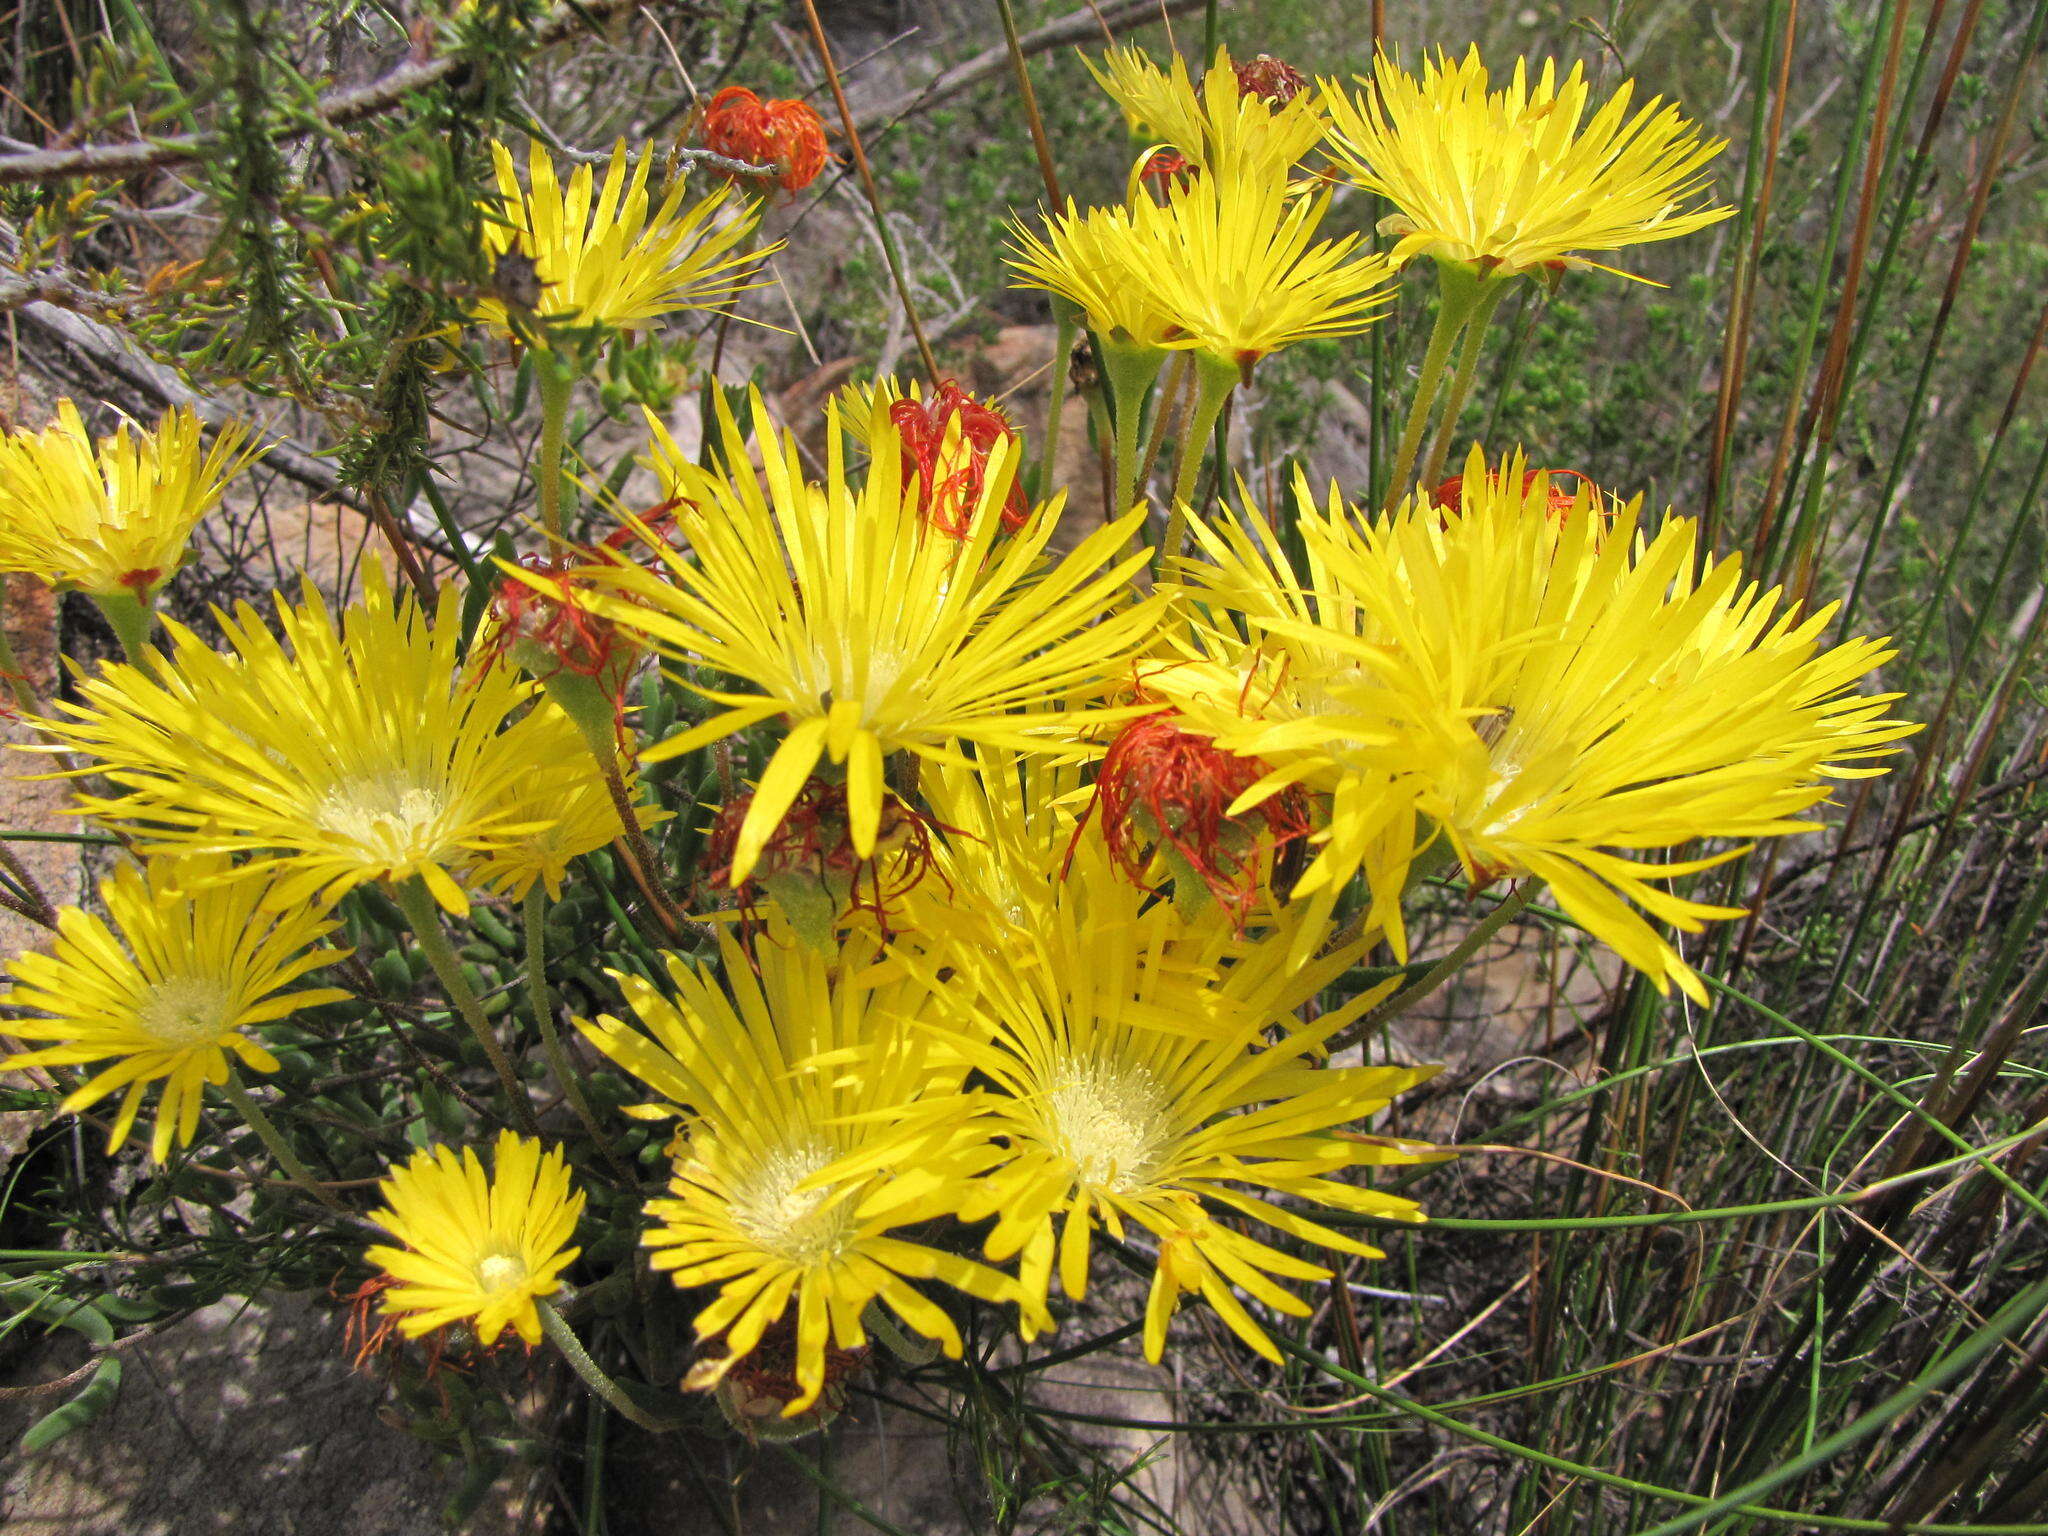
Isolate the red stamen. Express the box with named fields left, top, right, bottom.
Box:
left=888, top=381, right=1030, bottom=538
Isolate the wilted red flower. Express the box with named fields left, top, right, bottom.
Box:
left=1431, top=467, right=1597, bottom=521
left=694, top=1315, right=868, bottom=1441
left=699, top=87, right=831, bottom=192
left=889, top=381, right=1030, bottom=539
left=340, top=1274, right=457, bottom=1380
left=704, top=777, right=947, bottom=932
left=1138, top=148, right=1195, bottom=188
left=491, top=554, right=637, bottom=687
left=1233, top=54, right=1309, bottom=105
left=1092, top=709, right=1313, bottom=925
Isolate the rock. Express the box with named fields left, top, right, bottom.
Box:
left=0, top=1295, right=518, bottom=1536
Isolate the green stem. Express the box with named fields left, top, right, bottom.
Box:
left=91, top=591, right=156, bottom=667
left=217, top=1066, right=349, bottom=1214
left=1159, top=354, right=1239, bottom=571
left=0, top=597, right=39, bottom=716
left=538, top=1299, right=681, bottom=1433
left=391, top=876, right=537, bottom=1133
left=524, top=890, right=630, bottom=1180
left=535, top=355, right=575, bottom=542
left=1329, top=882, right=1536, bottom=1054
left=1419, top=279, right=1512, bottom=486
left=1381, top=262, right=1488, bottom=511
left=1033, top=314, right=1077, bottom=501
left=1100, top=336, right=1168, bottom=540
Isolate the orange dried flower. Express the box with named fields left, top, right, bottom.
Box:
left=699, top=87, right=831, bottom=192
left=1233, top=54, right=1309, bottom=105
left=888, top=380, right=1030, bottom=539
left=1091, top=709, right=1313, bottom=925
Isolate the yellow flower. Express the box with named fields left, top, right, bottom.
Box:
left=28, top=567, right=616, bottom=916
left=914, top=826, right=1440, bottom=1363
left=1085, top=45, right=1326, bottom=181
left=476, top=139, right=774, bottom=338
left=1160, top=449, right=1917, bottom=999
left=1, top=855, right=350, bottom=1162
left=1015, top=161, right=1391, bottom=373
left=577, top=925, right=1022, bottom=1414
left=0, top=400, right=259, bottom=601
left=461, top=743, right=640, bottom=903
left=529, top=390, right=1160, bottom=885
left=366, top=1131, right=585, bottom=1347
left=1122, top=159, right=1395, bottom=370
left=1008, top=198, right=1177, bottom=350
left=1321, top=49, right=1733, bottom=280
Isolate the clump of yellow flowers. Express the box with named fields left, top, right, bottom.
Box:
left=0, top=49, right=1910, bottom=1450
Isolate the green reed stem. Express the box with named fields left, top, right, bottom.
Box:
left=538, top=1299, right=681, bottom=1433
left=392, top=875, right=537, bottom=1133
left=218, top=1066, right=349, bottom=1214
left=524, top=889, right=630, bottom=1179
left=1420, top=278, right=1513, bottom=485
left=535, top=354, right=575, bottom=542
left=1034, top=314, right=1077, bottom=501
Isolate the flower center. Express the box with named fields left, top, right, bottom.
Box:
left=1044, top=1059, right=1171, bottom=1196
left=727, top=1139, right=851, bottom=1265
left=475, top=1251, right=529, bottom=1295
left=313, top=774, right=453, bottom=864
left=135, top=975, right=234, bottom=1048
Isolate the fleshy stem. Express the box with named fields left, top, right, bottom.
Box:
left=538, top=1299, right=682, bottom=1433
left=92, top=592, right=155, bottom=668
left=0, top=600, right=39, bottom=716
left=1159, top=354, right=1240, bottom=572
left=1328, top=882, right=1536, bottom=1055
left=1100, top=337, right=1168, bottom=546
left=1033, top=312, right=1078, bottom=501
left=535, top=354, right=576, bottom=541
left=391, top=875, right=538, bottom=1133
left=218, top=1065, right=350, bottom=1214
left=524, top=889, right=631, bottom=1181
left=1420, top=278, right=1514, bottom=486
left=1381, top=261, right=1491, bottom=511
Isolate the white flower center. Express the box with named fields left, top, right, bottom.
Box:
left=1044, top=1060, right=1171, bottom=1196
left=727, top=1139, right=850, bottom=1264
left=475, top=1251, right=529, bottom=1295
left=313, top=774, right=452, bottom=863
left=136, top=975, right=234, bottom=1048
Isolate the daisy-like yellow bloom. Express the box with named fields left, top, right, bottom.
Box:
left=27, top=567, right=615, bottom=916
left=475, top=139, right=774, bottom=338
left=528, top=389, right=1160, bottom=885
left=1321, top=49, right=1732, bottom=280
left=577, top=925, right=1022, bottom=1414
left=1008, top=198, right=1177, bottom=352
left=0, top=400, right=259, bottom=602
left=915, top=825, right=1441, bottom=1363
left=460, top=743, right=642, bottom=902
left=1161, top=449, right=1917, bottom=999
left=366, top=1131, right=585, bottom=1347
left=1123, top=158, right=1395, bottom=372
left=1, top=855, right=350, bottom=1162
left=1085, top=45, right=1326, bottom=181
